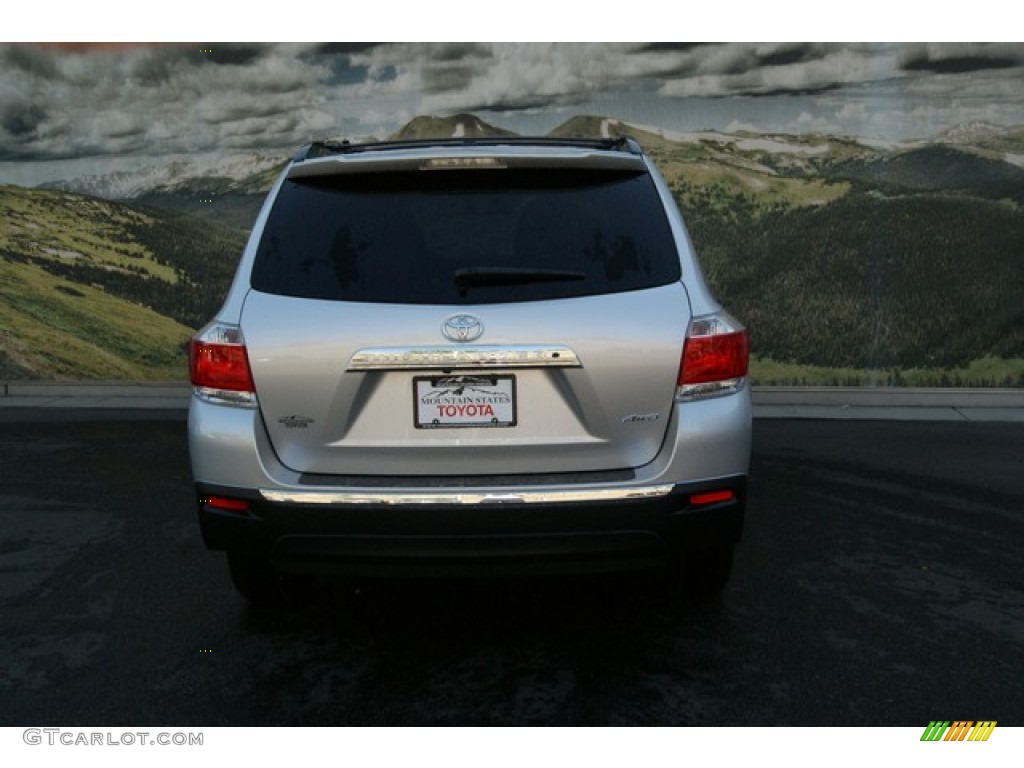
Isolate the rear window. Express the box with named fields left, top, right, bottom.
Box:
left=251, top=167, right=681, bottom=304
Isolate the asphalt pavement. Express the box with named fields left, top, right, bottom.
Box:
left=0, top=404, right=1022, bottom=726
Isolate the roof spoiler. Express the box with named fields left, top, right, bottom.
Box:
left=293, top=136, right=641, bottom=162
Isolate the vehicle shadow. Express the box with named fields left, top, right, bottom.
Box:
left=230, top=572, right=740, bottom=725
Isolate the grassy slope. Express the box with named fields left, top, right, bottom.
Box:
left=554, top=115, right=853, bottom=209
left=2, top=186, right=176, bottom=282
left=0, top=186, right=196, bottom=379
left=0, top=259, right=191, bottom=379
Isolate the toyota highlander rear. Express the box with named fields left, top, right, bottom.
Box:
left=188, top=136, right=751, bottom=604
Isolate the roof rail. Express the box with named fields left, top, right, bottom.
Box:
left=293, top=136, right=640, bottom=162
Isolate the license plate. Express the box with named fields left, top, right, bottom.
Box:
left=414, top=375, right=517, bottom=429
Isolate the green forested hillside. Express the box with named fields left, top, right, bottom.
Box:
left=610, top=119, right=1024, bottom=387
left=0, top=185, right=244, bottom=379
left=682, top=187, right=1024, bottom=382
left=132, top=189, right=268, bottom=233
left=828, top=146, right=1024, bottom=199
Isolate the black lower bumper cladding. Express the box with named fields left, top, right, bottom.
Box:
left=196, top=476, right=746, bottom=578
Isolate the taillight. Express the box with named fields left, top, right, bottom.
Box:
left=677, top=312, right=749, bottom=401
left=189, top=322, right=256, bottom=407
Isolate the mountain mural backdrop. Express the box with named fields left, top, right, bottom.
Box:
left=2, top=113, right=1022, bottom=386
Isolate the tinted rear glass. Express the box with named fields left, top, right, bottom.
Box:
left=251, top=167, right=681, bottom=304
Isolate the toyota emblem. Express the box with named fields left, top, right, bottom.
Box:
left=442, top=314, right=484, bottom=343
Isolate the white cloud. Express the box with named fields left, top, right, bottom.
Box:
left=347, top=42, right=645, bottom=114
left=2, top=41, right=1023, bottom=182
left=659, top=46, right=907, bottom=99
left=0, top=44, right=339, bottom=160
left=724, top=119, right=765, bottom=134
left=836, top=103, right=867, bottom=121
left=794, top=111, right=839, bottom=135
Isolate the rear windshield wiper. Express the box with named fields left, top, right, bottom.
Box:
left=454, top=267, right=586, bottom=294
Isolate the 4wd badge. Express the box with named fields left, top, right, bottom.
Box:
left=278, top=415, right=314, bottom=429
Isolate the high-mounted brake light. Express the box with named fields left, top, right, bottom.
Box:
left=677, top=313, right=749, bottom=402
left=189, top=322, right=256, bottom=407
left=421, top=157, right=506, bottom=170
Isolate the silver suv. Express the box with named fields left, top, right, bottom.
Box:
left=188, top=136, right=751, bottom=604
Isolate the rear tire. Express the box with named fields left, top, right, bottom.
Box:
left=671, top=542, right=734, bottom=603
left=227, top=552, right=292, bottom=606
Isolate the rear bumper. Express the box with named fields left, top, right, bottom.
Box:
left=196, top=476, right=746, bottom=578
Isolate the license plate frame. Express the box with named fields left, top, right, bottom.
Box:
left=413, top=375, right=517, bottom=429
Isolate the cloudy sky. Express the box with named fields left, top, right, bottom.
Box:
left=2, top=41, right=1023, bottom=185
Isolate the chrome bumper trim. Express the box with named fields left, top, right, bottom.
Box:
left=259, top=484, right=674, bottom=506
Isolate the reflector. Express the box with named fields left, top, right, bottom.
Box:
left=203, top=496, right=250, bottom=513
left=690, top=490, right=734, bottom=506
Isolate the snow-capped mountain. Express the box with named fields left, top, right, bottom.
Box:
left=41, top=151, right=288, bottom=199
left=936, top=121, right=1011, bottom=145
left=37, top=116, right=1024, bottom=208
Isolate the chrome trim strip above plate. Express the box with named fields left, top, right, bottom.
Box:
left=260, top=484, right=674, bottom=506
left=347, top=345, right=582, bottom=371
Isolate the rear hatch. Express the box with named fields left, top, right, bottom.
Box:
left=243, top=152, right=689, bottom=477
